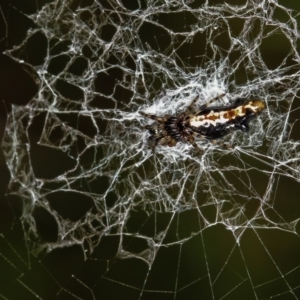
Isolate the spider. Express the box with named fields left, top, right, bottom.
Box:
left=140, top=94, right=265, bottom=149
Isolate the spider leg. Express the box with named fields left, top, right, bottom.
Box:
left=179, top=95, right=201, bottom=118
left=210, top=139, right=233, bottom=150
left=181, top=128, right=203, bottom=149
left=139, top=111, right=166, bottom=123
left=189, top=130, right=232, bottom=150
left=149, top=136, right=176, bottom=154
left=183, top=95, right=200, bottom=114
left=197, top=93, right=226, bottom=112
left=186, top=134, right=199, bottom=149
left=190, top=131, right=207, bottom=146
left=157, top=135, right=177, bottom=147
left=181, top=93, right=226, bottom=118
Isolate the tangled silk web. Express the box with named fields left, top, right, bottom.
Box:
left=3, top=0, right=300, bottom=298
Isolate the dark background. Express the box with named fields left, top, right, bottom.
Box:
left=1, top=0, right=300, bottom=299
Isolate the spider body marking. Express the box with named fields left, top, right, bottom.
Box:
left=140, top=94, right=265, bottom=149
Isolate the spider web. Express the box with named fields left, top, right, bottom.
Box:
left=1, top=0, right=300, bottom=299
